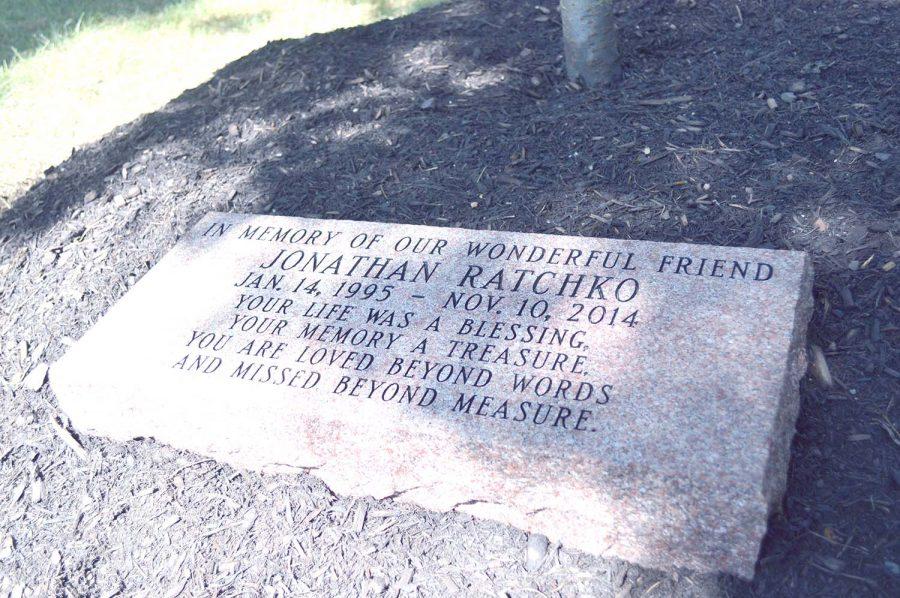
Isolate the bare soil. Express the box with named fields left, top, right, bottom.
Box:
left=1, top=0, right=897, bottom=596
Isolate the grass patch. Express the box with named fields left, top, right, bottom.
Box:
left=0, top=0, right=441, bottom=203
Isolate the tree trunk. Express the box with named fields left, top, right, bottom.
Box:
left=560, top=0, right=620, bottom=87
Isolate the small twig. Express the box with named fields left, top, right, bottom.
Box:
left=879, top=416, right=900, bottom=446
left=636, top=95, right=692, bottom=106
left=809, top=563, right=877, bottom=588
left=171, top=458, right=216, bottom=479
left=637, top=151, right=672, bottom=167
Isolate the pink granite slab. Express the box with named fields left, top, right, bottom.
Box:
left=51, top=212, right=813, bottom=578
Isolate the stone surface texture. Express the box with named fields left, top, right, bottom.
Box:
left=51, top=212, right=814, bottom=579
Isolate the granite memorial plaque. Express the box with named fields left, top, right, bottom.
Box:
left=51, top=212, right=813, bottom=578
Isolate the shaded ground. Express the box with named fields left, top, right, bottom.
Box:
left=0, top=0, right=898, bottom=595
left=0, top=0, right=178, bottom=65
left=0, top=0, right=438, bottom=204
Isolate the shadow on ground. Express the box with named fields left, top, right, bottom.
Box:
left=0, top=0, right=186, bottom=65
left=0, top=0, right=897, bottom=596
left=0, top=0, right=443, bottom=66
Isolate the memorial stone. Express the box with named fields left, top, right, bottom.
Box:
left=51, top=212, right=814, bottom=578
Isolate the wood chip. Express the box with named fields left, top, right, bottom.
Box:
left=11, top=479, right=26, bottom=503
left=809, top=344, right=834, bottom=388
left=49, top=418, right=89, bottom=461
left=353, top=504, right=367, bottom=533
left=22, top=362, right=48, bottom=391
left=0, top=535, right=13, bottom=559
left=30, top=476, right=44, bottom=503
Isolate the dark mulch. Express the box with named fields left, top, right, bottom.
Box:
left=0, top=0, right=897, bottom=596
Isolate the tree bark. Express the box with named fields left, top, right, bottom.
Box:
left=560, top=0, right=620, bottom=87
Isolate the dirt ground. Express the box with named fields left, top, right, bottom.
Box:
left=0, top=0, right=897, bottom=595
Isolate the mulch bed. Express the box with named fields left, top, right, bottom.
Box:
left=0, top=0, right=897, bottom=595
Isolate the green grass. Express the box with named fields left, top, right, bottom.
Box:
left=0, top=0, right=441, bottom=205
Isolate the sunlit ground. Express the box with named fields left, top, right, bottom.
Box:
left=0, top=0, right=442, bottom=206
